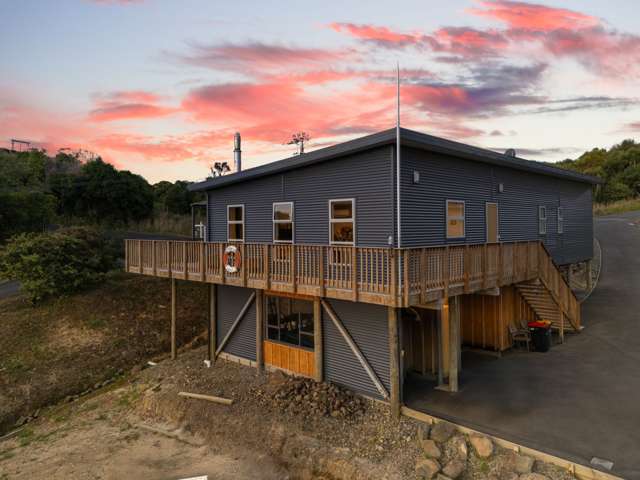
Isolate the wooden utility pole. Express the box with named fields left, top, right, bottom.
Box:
left=171, top=279, right=177, bottom=360
left=313, top=297, right=323, bottom=382
left=388, top=307, right=401, bottom=418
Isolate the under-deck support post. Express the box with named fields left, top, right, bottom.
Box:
left=448, top=295, right=461, bottom=393
left=171, top=278, right=177, bottom=360
left=585, top=260, right=593, bottom=291
left=256, top=289, right=264, bottom=373
left=314, top=297, right=323, bottom=382
left=208, top=284, right=217, bottom=362
left=388, top=306, right=401, bottom=418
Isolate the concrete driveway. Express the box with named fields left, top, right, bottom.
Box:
left=405, top=211, right=640, bottom=479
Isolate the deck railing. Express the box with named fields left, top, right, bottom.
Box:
left=124, top=239, right=580, bottom=323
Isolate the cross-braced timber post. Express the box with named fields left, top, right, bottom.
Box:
left=388, top=306, right=401, bottom=418
left=208, top=284, right=217, bottom=363
left=313, top=297, right=323, bottom=382
left=255, top=289, right=264, bottom=373
left=171, top=278, right=177, bottom=360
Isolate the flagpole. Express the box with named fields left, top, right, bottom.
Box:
left=396, top=62, right=402, bottom=292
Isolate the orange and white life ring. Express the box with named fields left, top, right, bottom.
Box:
left=223, top=245, right=242, bottom=273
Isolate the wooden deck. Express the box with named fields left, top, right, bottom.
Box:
left=124, top=239, right=580, bottom=326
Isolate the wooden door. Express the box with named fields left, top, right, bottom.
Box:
left=486, top=203, right=499, bottom=243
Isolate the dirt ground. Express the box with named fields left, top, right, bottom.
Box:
left=0, top=379, right=287, bottom=480
left=0, top=346, right=583, bottom=480
left=0, top=272, right=208, bottom=434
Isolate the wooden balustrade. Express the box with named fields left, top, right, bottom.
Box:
left=124, top=239, right=580, bottom=321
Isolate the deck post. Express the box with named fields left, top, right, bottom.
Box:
left=171, top=278, right=177, bottom=360
left=448, top=295, right=460, bottom=392
left=314, top=297, right=323, bottom=382
left=138, top=240, right=143, bottom=274
left=208, top=284, right=217, bottom=362
left=388, top=306, right=401, bottom=418
left=255, top=289, right=264, bottom=373
left=585, top=260, right=593, bottom=291
left=436, top=306, right=444, bottom=386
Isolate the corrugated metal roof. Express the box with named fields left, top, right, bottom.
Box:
left=189, top=127, right=600, bottom=192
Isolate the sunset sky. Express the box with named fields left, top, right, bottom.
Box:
left=1, top=0, right=639, bottom=183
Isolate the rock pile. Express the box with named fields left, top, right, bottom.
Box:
left=414, top=421, right=565, bottom=480
left=259, top=374, right=366, bottom=419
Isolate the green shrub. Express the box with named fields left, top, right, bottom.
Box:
left=0, top=227, right=116, bottom=303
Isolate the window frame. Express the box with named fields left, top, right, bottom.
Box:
left=328, top=198, right=356, bottom=245
left=557, top=206, right=564, bottom=234
left=272, top=201, right=294, bottom=244
left=446, top=199, right=466, bottom=239
left=226, top=204, right=245, bottom=242
left=265, top=295, right=314, bottom=351
left=538, top=206, right=547, bottom=235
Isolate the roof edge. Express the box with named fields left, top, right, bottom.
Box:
left=189, top=127, right=601, bottom=192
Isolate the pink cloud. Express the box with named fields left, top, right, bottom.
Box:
left=88, top=90, right=177, bottom=122
left=174, top=42, right=349, bottom=75
left=329, top=23, right=426, bottom=47
left=467, top=0, right=600, bottom=31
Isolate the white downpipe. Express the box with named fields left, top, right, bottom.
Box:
left=396, top=63, right=402, bottom=293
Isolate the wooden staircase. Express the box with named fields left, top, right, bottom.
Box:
left=516, top=279, right=580, bottom=338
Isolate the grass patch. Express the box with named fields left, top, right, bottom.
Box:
left=1, top=356, right=27, bottom=374
left=17, top=427, right=35, bottom=447
left=594, top=198, right=640, bottom=216
left=85, top=314, right=106, bottom=329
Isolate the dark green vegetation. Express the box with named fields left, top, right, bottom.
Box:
left=0, top=272, right=207, bottom=434
left=558, top=139, right=640, bottom=204
left=0, top=149, right=201, bottom=240
left=0, top=227, right=117, bottom=303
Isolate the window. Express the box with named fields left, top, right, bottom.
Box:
left=266, top=296, right=314, bottom=349
left=227, top=205, right=244, bottom=241
left=557, top=207, right=564, bottom=234
left=538, top=206, right=547, bottom=235
left=446, top=200, right=465, bottom=239
left=329, top=199, right=355, bottom=245
left=273, top=202, right=294, bottom=243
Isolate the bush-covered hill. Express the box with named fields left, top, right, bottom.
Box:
left=556, top=139, right=640, bottom=204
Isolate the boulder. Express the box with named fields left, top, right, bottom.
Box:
left=501, top=472, right=519, bottom=480
left=430, top=421, right=456, bottom=444
left=513, top=455, right=535, bottom=474
left=416, top=458, right=441, bottom=480
left=447, top=435, right=468, bottom=460
left=469, top=434, right=494, bottom=458
left=436, top=475, right=453, bottom=480
left=417, top=424, right=431, bottom=443
left=442, top=459, right=466, bottom=479
left=421, top=439, right=442, bottom=459
left=519, top=474, right=549, bottom=480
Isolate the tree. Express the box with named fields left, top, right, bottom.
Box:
left=0, top=227, right=116, bottom=303
left=49, top=158, right=154, bottom=225
left=558, top=139, right=640, bottom=203
left=286, top=132, right=310, bottom=155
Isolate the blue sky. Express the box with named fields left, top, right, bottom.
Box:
left=1, top=0, right=639, bottom=183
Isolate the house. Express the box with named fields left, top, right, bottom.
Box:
left=124, top=127, right=598, bottom=417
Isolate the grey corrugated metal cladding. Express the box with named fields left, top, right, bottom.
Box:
left=207, top=146, right=395, bottom=247
left=323, top=299, right=390, bottom=399
left=201, top=127, right=594, bottom=265
left=217, top=285, right=256, bottom=361
left=401, top=147, right=593, bottom=265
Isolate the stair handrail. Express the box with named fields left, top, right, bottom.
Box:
left=537, top=242, right=580, bottom=329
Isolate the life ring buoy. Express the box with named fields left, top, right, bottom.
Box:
left=223, top=245, right=242, bottom=273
